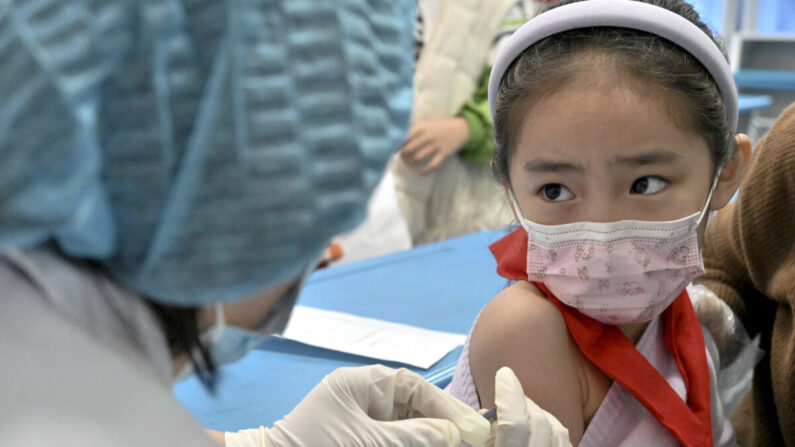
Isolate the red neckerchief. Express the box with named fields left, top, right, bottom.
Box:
left=490, top=227, right=713, bottom=447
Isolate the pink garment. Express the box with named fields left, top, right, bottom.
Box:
left=446, top=292, right=737, bottom=446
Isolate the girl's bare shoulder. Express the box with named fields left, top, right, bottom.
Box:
left=476, top=281, right=566, bottom=335
left=469, top=281, right=589, bottom=443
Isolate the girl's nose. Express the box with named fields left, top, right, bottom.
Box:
left=580, top=195, right=630, bottom=223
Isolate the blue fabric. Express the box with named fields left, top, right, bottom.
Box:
left=0, top=0, right=415, bottom=306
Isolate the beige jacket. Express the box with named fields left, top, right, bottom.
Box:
left=392, top=0, right=520, bottom=245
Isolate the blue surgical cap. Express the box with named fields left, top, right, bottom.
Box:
left=0, top=0, right=415, bottom=306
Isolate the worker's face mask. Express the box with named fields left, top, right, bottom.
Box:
left=209, top=278, right=303, bottom=366
left=174, top=265, right=312, bottom=382
left=509, top=174, right=720, bottom=325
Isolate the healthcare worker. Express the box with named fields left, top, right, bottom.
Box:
left=0, top=1, right=568, bottom=446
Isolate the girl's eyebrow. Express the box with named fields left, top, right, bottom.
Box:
left=523, top=159, right=586, bottom=173
left=523, top=150, right=682, bottom=173
left=612, top=150, right=682, bottom=167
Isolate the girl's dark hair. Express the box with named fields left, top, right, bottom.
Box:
left=492, top=0, right=735, bottom=186
left=145, top=300, right=219, bottom=392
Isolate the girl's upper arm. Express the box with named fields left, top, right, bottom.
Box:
left=469, top=282, right=587, bottom=444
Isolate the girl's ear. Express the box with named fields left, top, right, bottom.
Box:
left=709, top=134, right=752, bottom=210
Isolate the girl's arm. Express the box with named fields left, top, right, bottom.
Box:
left=469, top=281, right=589, bottom=444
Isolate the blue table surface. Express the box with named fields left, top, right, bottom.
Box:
left=735, top=70, right=795, bottom=91
left=737, top=93, right=774, bottom=113
left=174, top=230, right=509, bottom=432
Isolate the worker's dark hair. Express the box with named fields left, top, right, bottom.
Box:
left=491, top=0, right=735, bottom=186
left=145, top=300, right=219, bottom=392
left=56, top=247, right=220, bottom=391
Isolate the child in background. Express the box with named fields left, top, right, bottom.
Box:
left=392, top=0, right=541, bottom=246
left=447, top=0, right=751, bottom=445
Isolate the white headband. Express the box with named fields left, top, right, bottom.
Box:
left=488, top=0, right=738, bottom=131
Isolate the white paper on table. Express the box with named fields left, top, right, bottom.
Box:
left=281, top=306, right=466, bottom=369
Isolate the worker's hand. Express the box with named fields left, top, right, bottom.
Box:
left=486, top=367, right=573, bottom=447
left=399, top=118, right=470, bottom=174
left=225, top=365, right=490, bottom=447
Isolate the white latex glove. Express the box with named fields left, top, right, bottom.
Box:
left=225, top=365, right=490, bottom=447
left=690, top=284, right=733, bottom=353
left=486, top=367, right=573, bottom=447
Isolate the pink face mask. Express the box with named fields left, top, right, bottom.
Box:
left=509, top=178, right=718, bottom=325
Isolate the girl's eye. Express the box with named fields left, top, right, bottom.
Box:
left=540, top=184, right=574, bottom=202
left=630, top=176, right=668, bottom=195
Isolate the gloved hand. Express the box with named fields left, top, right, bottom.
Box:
left=225, top=365, right=490, bottom=447
left=486, top=367, right=572, bottom=447
left=689, top=283, right=763, bottom=405
left=690, top=284, right=733, bottom=353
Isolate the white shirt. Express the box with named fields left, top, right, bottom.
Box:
left=0, top=245, right=218, bottom=446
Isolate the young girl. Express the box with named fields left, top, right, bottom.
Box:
left=447, top=0, right=752, bottom=445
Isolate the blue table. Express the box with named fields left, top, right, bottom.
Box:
left=737, top=93, right=774, bottom=113
left=735, top=70, right=795, bottom=92
left=737, top=93, right=775, bottom=143
left=174, top=230, right=509, bottom=431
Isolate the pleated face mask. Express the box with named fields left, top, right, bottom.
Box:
left=0, top=0, right=415, bottom=306
left=509, top=175, right=719, bottom=325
